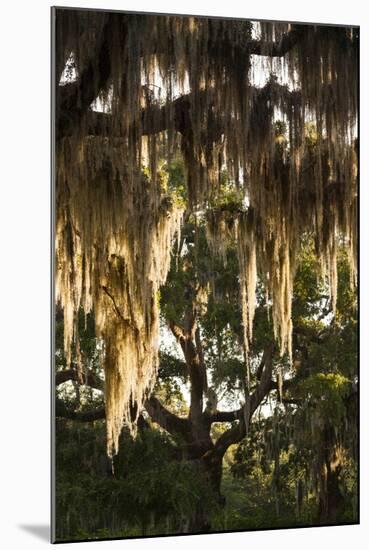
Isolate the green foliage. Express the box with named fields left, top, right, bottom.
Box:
left=210, top=178, right=245, bottom=211
left=55, top=421, right=218, bottom=541
left=155, top=156, right=188, bottom=208
left=298, top=372, right=350, bottom=422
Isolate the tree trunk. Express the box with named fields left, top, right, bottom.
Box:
left=182, top=450, right=224, bottom=533
left=318, top=462, right=344, bottom=524
left=317, top=428, right=345, bottom=524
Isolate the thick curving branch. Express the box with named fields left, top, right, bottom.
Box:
left=145, top=396, right=191, bottom=440
left=58, top=81, right=301, bottom=140
left=56, top=13, right=118, bottom=137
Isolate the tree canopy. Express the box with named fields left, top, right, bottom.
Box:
left=54, top=8, right=358, bottom=464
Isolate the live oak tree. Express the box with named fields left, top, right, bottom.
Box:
left=54, top=6, right=358, bottom=485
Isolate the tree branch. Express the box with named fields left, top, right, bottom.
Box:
left=209, top=409, right=242, bottom=423
left=56, top=399, right=106, bottom=422
left=144, top=396, right=191, bottom=440
left=168, top=319, right=187, bottom=343
left=60, top=81, right=301, bottom=140
left=169, top=306, right=211, bottom=428
left=214, top=344, right=274, bottom=456
left=56, top=354, right=192, bottom=442
left=55, top=368, right=188, bottom=433
left=56, top=13, right=118, bottom=137
left=56, top=368, right=104, bottom=391
left=248, top=25, right=306, bottom=56
left=55, top=398, right=149, bottom=430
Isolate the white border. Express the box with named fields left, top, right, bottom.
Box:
left=0, top=1, right=368, bottom=548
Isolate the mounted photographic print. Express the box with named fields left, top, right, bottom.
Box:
left=51, top=6, right=359, bottom=543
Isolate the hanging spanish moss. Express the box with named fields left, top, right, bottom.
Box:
left=55, top=10, right=358, bottom=453
left=55, top=136, right=182, bottom=456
